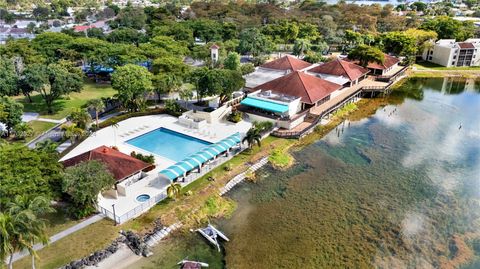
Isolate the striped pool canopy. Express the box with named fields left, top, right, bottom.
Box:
left=240, top=97, right=289, bottom=113
left=159, top=133, right=241, bottom=181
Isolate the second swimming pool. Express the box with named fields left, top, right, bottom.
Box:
left=126, top=128, right=211, bottom=162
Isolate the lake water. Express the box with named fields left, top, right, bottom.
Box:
left=133, top=77, right=480, bottom=268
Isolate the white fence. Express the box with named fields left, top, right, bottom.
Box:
left=98, top=147, right=242, bottom=224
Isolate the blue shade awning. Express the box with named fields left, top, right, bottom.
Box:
left=159, top=133, right=242, bottom=181
left=241, top=97, right=289, bottom=113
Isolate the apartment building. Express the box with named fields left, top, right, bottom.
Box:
left=423, top=39, right=480, bottom=67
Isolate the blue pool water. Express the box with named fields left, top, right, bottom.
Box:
left=126, top=128, right=211, bottom=162
left=136, top=194, right=150, bottom=202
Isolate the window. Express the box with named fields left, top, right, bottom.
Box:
left=429, top=56, right=432, bottom=60
left=452, top=61, right=456, bottom=65
left=453, top=55, right=456, bottom=59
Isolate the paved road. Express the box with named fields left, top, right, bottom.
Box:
left=10, top=214, right=104, bottom=262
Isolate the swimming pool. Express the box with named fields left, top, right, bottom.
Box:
left=126, top=128, right=211, bottom=162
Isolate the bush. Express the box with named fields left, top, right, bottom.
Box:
left=98, top=108, right=166, bottom=129
left=227, top=111, right=243, bottom=123
left=241, top=63, right=255, bottom=75
left=251, top=56, right=268, bottom=66
left=165, top=99, right=185, bottom=117
left=253, top=121, right=274, bottom=134
left=130, top=151, right=155, bottom=164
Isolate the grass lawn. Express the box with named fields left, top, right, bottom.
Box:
left=27, top=120, right=57, bottom=140
left=14, top=81, right=116, bottom=120
left=14, top=219, right=120, bottom=269
left=414, top=62, right=480, bottom=70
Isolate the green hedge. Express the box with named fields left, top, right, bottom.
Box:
left=98, top=108, right=167, bottom=129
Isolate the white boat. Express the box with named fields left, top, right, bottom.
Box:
left=177, top=260, right=209, bottom=268
left=196, top=224, right=229, bottom=251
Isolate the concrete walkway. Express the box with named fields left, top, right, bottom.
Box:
left=11, top=214, right=104, bottom=262
left=36, top=117, right=66, bottom=124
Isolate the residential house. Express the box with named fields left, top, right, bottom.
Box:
left=240, top=71, right=342, bottom=130
left=244, top=55, right=312, bottom=89
left=348, top=54, right=400, bottom=76
left=306, top=58, right=370, bottom=87
left=422, top=39, right=480, bottom=67
left=62, top=146, right=154, bottom=198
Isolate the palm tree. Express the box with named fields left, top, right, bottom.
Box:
left=166, top=182, right=182, bottom=200
left=0, top=212, right=14, bottom=268
left=86, top=99, right=105, bottom=128
left=61, top=123, right=84, bottom=143
left=35, top=139, right=58, bottom=153
left=178, top=87, right=194, bottom=110
left=1, top=196, right=53, bottom=269
left=242, top=127, right=262, bottom=149
left=13, top=122, right=33, bottom=139
left=67, top=109, right=91, bottom=130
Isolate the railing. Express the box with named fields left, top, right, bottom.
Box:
left=375, top=65, right=409, bottom=83
left=97, top=147, right=242, bottom=224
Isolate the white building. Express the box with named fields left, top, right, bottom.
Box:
left=423, top=39, right=480, bottom=67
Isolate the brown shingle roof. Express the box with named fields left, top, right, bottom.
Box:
left=458, top=42, right=475, bottom=49
left=260, top=55, right=312, bottom=71
left=62, top=146, right=153, bottom=182
left=253, top=71, right=342, bottom=105
left=308, top=59, right=369, bottom=81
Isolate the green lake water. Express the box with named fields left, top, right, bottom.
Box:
left=133, top=77, right=480, bottom=269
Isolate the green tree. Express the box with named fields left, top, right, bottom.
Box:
left=0, top=57, right=18, bottom=97
left=240, top=63, right=255, bottom=75
left=35, top=139, right=58, bottom=154
left=0, top=144, right=62, bottom=208
left=238, top=28, right=274, bottom=57
left=420, top=16, right=475, bottom=41
left=107, top=28, right=146, bottom=45
left=62, top=160, right=115, bottom=218
left=151, top=55, right=189, bottom=76
left=113, top=5, right=146, bottom=30
left=86, top=99, right=105, bottom=127
left=242, top=127, right=262, bottom=149
left=224, top=52, right=241, bottom=71
left=293, top=39, right=311, bottom=57
left=298, top=23, right=320, bottom=42
left=23, top=61, right=83, bottom=114
left=13, top=122, right=33, bottom=140
left=7, top=195, right=53, bottom=269
left=381, top=31, right=416, bottom=56
left=111, top=64, right=153, bottom=112
left=0, top=96, right=23, bottom=137
left=197, top=69, right=244, bottom=104
left=178, top=86, right=194, bottom=109
left=152, top=73, right=181, bottom=102
left=61, top=123, right=84, bottom=143
left=348, top=45, right=385, bottom=67
left=166, top=182, right=182, bottom=200
left=67, top=109, right=91, bottom=130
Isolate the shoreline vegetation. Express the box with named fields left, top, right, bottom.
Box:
left=13, top=83, right=373, bottom=269
left=13, top=79, right=397, bottom=269
left=13, top=76, right=476, bottom=269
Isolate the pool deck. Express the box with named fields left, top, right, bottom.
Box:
left=60, top=114, right=252, bottom=219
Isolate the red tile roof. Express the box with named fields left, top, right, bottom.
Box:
left=260, top=55, right=312, bottom=71
left=210, top=44, right=220, bottom=49
left=253, top=71, right=342, bottom=105
left=355, top=54, right=400, bottom=70
left=308, top=59, right=369, bottom=81
left=458, top=42, right=475, bottom=49
left=74, top=25, right=94, bottom=32
left=62, top=146, right=153, bottom=182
